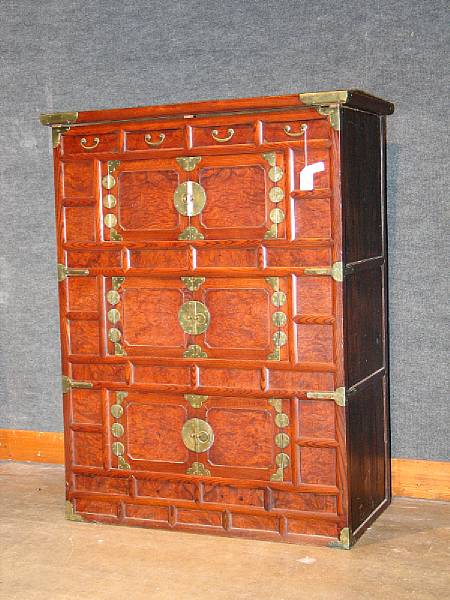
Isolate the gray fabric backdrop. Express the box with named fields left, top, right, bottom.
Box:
left=0, top=0, right=448, bottom=460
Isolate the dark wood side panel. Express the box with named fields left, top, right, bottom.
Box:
left=341, top=108, right=391, bottom=539
left=347, top=375, right=387, bottom=533
left=341, top=109, right=382, bottom=263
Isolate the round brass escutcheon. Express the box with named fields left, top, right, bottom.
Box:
left=111, top=422, right=124, bottom=438
left=174, top=181, right=206, bottom=216
left=272, top=311, right=287, bottom=327
left=273, top=331, right=288, bottom=347
left=276, top=452, right=290, bottom=468
left=112, top=441, right=125, bottom=456
left=104, top=213, right=117, bottom=228
left=270, top=208, right=285, bottom=224
left=108, top=327, right=122, bottom=342
left=182, top=418, right=214, bottom=453
left=275, top=432, right=290, bottom=449
left=269, top=186, right=284, bottom=203
left=108, top=308, right=121, bottom=324
left=271, top=291, right=287, bottom=307
left=102, top=174, right=116, bottom=190
left=268, top=166, right=284, bottom=183
left=178, top=301, right=210, bottom=335
left=275, top=412, right=290, bottom=428
left=103, top=194, right=117, bottom=209
left=111, top=404, right=124, bottom=419
left=107, top=290, right=120, bottom=305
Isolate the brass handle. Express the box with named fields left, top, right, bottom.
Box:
left=144, top=132, right=165, bottom=146
left=80, top=137, right=100, bottom=149
left=211, top=128, right=235, bottom=142
left=283, top=124, right=307, bottom=137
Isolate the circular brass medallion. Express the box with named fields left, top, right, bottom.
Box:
left=104, top=213, right=117, bottom=228
left=275, top=432, right=290, bottom=449
left=111, top=423, right=124, bottom=438
left=268, top=166, right=284, bottom=182
left=103, top=194, right=117, bottom=208
left=271, top=291, right=287, bottom=307
left=269, top=187, right=284, bottom=203
left=275, top=412, right=290, bottom=428
left=108, top=308, right=121, bottom=324
left=102, top=174, right=116, bottom=190
left=273, top=331, right=288, bottom=347
left=112, top=441, right=124, bottom=456
left=272, top=311, right=287, bottom=327
left=111, top=404, right=124, bottom=419
left=108, top=327, right=122, bottom=342
left=178, top=301, right=210, bottom=335
left=270, top=208, right=285, bottom=224
left=182, top=418, right=214, bottom=453
left=276, top=452, right=290, bottom=468
left=174, top=181, right=206, bottom=216
left=107, top=290, right=120, bottom=305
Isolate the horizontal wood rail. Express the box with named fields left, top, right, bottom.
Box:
left=1, top=429, right=448, bottom=501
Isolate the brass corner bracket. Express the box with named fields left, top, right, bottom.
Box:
left=65, top=500, right=84, bottom=522
left=299, top=91, right=348, bottom=131
left=328, top=527, right=351, bottom=550
left=57, top=264, right=89, bottom=282
left=304, top=262, right=343, bottom=282
left=62, top=375, right=93, bottom=394
left=39, top=111, right=78, bottom=148
left=306, top=387, right=346, bottom=407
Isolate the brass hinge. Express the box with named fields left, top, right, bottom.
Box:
left=62, top=375, right=93, bottom=394
left=65, top=500, right=84, bottom=522
left=304, top=262, right=343, bottom=282
left=328, top=527, right=351, bottom=549
left=306, top=387, right=346, bottom=407
left=57, top=264, right=90, bottom=282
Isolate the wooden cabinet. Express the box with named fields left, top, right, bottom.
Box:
left=41, top=90, right=394, bottom=548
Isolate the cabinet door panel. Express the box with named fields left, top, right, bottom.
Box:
left=106, top=391, right=293, bottom=484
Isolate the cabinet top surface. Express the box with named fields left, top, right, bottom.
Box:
left=40, top=89, right=394, bottom=127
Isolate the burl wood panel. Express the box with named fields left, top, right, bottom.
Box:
left=118, top=169, right=180, bottom=231
left=49, top=93, right=392, bottom=547
left=199, top=165, right=267, bottom=229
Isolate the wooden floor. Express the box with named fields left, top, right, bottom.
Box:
left=1, top=462, right=449, bottom=600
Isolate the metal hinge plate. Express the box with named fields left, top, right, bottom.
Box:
left=306, top=387, right=346, bottom=407
left=304, top=262, right=343, bottom=282
left=57, top=264, right=90, bottom=282
left=62, top=375, right=93, bottom=394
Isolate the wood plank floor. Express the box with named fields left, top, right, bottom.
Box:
left=0, top=461, right=449, bottom=600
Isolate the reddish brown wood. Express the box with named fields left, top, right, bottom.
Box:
left=46, top=92, right=392, bottom=548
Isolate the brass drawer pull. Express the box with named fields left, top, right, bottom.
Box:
left=144, top=132, right=165, bottom=146
left=211, top=128, right=234, bottom=142
left=80, top=137, right=100, bottom=149
left=283, top=124, right=307, bottom=137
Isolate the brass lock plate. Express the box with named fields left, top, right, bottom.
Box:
left=178, top=301, right=210, bottom=335
left=174, top=181, right=206, bottom=216
left=182, top=418, right=214, bottom=453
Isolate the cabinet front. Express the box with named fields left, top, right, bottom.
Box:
left=58, top=108, right=344, bottom=542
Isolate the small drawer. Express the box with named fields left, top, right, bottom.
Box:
left=125, top=128, right=184, bottom=152
left=62, top=132, right=120, bottom=155
left=262, top=118, right=330, bottom=143
left=191, top=122, right=255, bottom=147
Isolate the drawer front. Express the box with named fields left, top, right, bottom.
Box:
left=191, top=122, right=255, bottom=147
left=62, top=132, right=120, bottom=155
left=262, top=117, right=330, bottom=144
left=125, top=127, right=184, bottom=152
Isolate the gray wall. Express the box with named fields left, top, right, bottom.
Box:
left=0, top=0, right=448, bottom=460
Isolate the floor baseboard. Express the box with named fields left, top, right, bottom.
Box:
left=1, top=429, right=448, bottom=501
